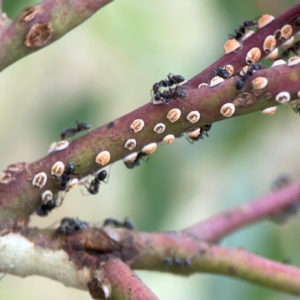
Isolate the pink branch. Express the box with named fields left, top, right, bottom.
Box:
left=6, top=218, right=300, bottom=296
left=183, top=181, right=300, bottom=243
left=102, top=259, right=159, bottom=300
left=126, top=231, right=300, bottom=295
left=0, top=0, right=113, bottom=71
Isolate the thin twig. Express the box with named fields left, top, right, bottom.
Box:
left=102, top=259, right=159, bottom=300
left=183, top=181, right=300, bottom=243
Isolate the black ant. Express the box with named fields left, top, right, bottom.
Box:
left=152, top=86, right=198, bottom=111
left=124, top=152, right=149, bottom=169
left=186, top=124, right=212, bottom=143
left=152, top=73, right=185, bottom=94
left=229, top=20, right=257, bottom=41
left=210, top=67, right=230, bottom=79
left=271, top=202, right=300, bottom=224
left=151, top=73, right=185, bottom=104
left=57, top=217, right=88, bottom=235
left=85, top=170, right=108, bottom=195
left=272, top=174, right=293, bottom=192
left=36, top=191, right=56, bottom=217
left=280, top=41, right=300, bottom=59
left=61, top=120, right=91, bottom=140
left=202, top=124, right=212, bottom=136
left=162, top=256, right=192, bottom=268
left=36, top=199, right=56, bottom=216
left=173, top=88, right=186, bottom=99
left=167, top=73, right=185, bottom=85
left=235, top=63, right=264, bottom=90
left=154, top=87, right=186, bottom=104
left=270, top=174, right=299, bottom=223
left=58, top=162, right=76, bottom=191
left=152, top=89, right=172, bottom=103
left=102, top=217, right=135, bottom=230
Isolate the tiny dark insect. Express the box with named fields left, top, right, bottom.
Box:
left=124, top=152, right=149, bottom=169
left=280, top=41, right=300, bottom=59
left=36, top=191, right=56, bottom=217
left=57, top=217, right=88, bottom=235
left=162, top=257, right=192, bottom=267
left=270, top=174, right=299, bottom=224
left=152, top=73, right=185, bottom=94
left=61, top=120, right=91, bottom=140
left=58, top=162, right=76, bottom=191
left=229, top=20, right=257, bottom=41
left=85, top=170, right=108, bottom=195
left=172, top=88, right=186, bottom=99
left=162, top=257, right=173, bottom=267
left=103, top=217, right=135, bottom=230
left=272, top=174, right=293, bottom=191
left=107, top=121, right=114, bottom=129
left=36, top=199, right=56, bottom=216
left=235, top=63, right=264, bottom=90
left=154, top=87, right=186, bottom=104
left=151, top=73, right=185, bottom=102
left=186, top=124, right=212, bottom=143
left=210, top=67, right=230, bottom=79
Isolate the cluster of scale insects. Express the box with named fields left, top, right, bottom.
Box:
left=2, top=13, right=300, bottom=235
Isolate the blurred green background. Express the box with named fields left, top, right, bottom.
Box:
left=1, top=0, right=300, bottom=299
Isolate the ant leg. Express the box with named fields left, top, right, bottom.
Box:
left=103, top=164, right=113, bottom=184
left=177, top=98, right=196, bottom=110
left=185, top=136, right=194, bottom=145
left=171, top=86, right=196, bottom=110
left=80, top=180, right=92, bottom=196
left=124, top=217, right=136, bottom=230
left=202, top=131, right=209, bottom=137
left=291, top=101, right=300, bottom=114
left=141, top=155, right=150, bottom=164
left=146, top=102, right=154, bottom=113
left=103, top=217, right=122, bottom=227
left=150, top=88, right=154, bottom=100
left=94, top=164, right=113, bottom=184
left=55, top=192, right=66, bottom=206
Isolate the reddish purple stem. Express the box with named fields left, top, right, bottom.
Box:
left=184, top=181, right=300, bottom=243
left=103, top=259, right=159, bottom=300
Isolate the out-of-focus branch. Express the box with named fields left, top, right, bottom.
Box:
left=1, top=217, right=300, bottom=296
left=0, top=0, right=113, bottom=71
left=131, top=231, right=300, bottom=295
left=184, top=181, right=300, bottom=243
